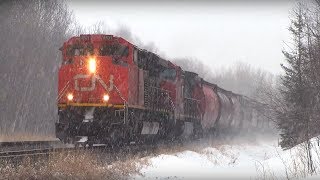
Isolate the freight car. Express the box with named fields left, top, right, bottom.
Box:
left=56, top=34, right=269, bottom=146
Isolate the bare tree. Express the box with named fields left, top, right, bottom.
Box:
left=0, top=0, right=72, bottom=136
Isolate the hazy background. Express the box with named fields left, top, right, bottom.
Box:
left=68, top=0, right=296, bottom=74
left=0, top=0, right=295, bottom=137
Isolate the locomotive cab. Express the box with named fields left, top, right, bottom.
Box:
left=58, top=34, right=132, bottom=106
left=56, top=34, right=135, bottom=144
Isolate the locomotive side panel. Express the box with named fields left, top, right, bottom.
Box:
left=128, top=65, right=139, bottom=106
left=175, top=77, right=184, bottom=120
left=138, top=69, right=145, bottom=107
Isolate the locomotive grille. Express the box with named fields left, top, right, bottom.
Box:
left=144, top=79, right=150, bottom=107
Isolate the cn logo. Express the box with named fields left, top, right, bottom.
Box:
left=74, top=74, right=114, bottom=92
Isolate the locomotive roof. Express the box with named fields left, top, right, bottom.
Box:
left=64, top=34, right=130, bottom=44
left=133, top=46, right=180, bottom=69
left=63, top=34, right=266, bottom=109
left=64, top=34, right=183, bottom=70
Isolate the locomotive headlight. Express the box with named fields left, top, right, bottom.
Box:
left=67, top=93, right=73, bottom=101
left=103, top=94, right=110, bottom=102
left=88, top=58, right=96, bottom=73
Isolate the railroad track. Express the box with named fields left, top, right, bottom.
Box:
left=0, top=137, right=187, bottom=166
left=0, top=140, right=61, bottom=151
left=0, top=148, right=53, bottom=158
left=0, top=140, right=68, bottom=162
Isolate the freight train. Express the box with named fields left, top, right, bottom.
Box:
left=56, top=34, right=270, bottom=146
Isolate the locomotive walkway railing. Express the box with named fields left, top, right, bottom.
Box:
left=109, top=83, right=128, bottom=125
left=56, top=80, right=71, bottom=102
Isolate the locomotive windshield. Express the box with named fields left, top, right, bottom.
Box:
left=65, top=43, right=129, bottom=57
left=100, top=43, right=129, bottom=57
left=66, top=44, right=94, bottom=56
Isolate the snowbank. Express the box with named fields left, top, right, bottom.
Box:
left=134, top=137, right=320, bottom=179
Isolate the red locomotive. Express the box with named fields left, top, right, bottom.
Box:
left=56, top=34, right=269, bottom=146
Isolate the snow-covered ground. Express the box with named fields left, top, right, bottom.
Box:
left=133, top=137, right=320, bottom=179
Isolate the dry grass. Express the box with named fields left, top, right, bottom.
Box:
left=0, top=150, right=149, bottom=180
left=0, top=133, right=56, bottom=142
left=0, top=133, right=276, bottom=179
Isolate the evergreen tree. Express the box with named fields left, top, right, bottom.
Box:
left=279, top=3, right=317, bottom=173
left=278, top=4, right=310, bottom=148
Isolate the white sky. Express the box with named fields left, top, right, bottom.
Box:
left=68, top=0, right=297, bottom=74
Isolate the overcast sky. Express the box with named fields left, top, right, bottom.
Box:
left=68, top=0, right=297, bottom=74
